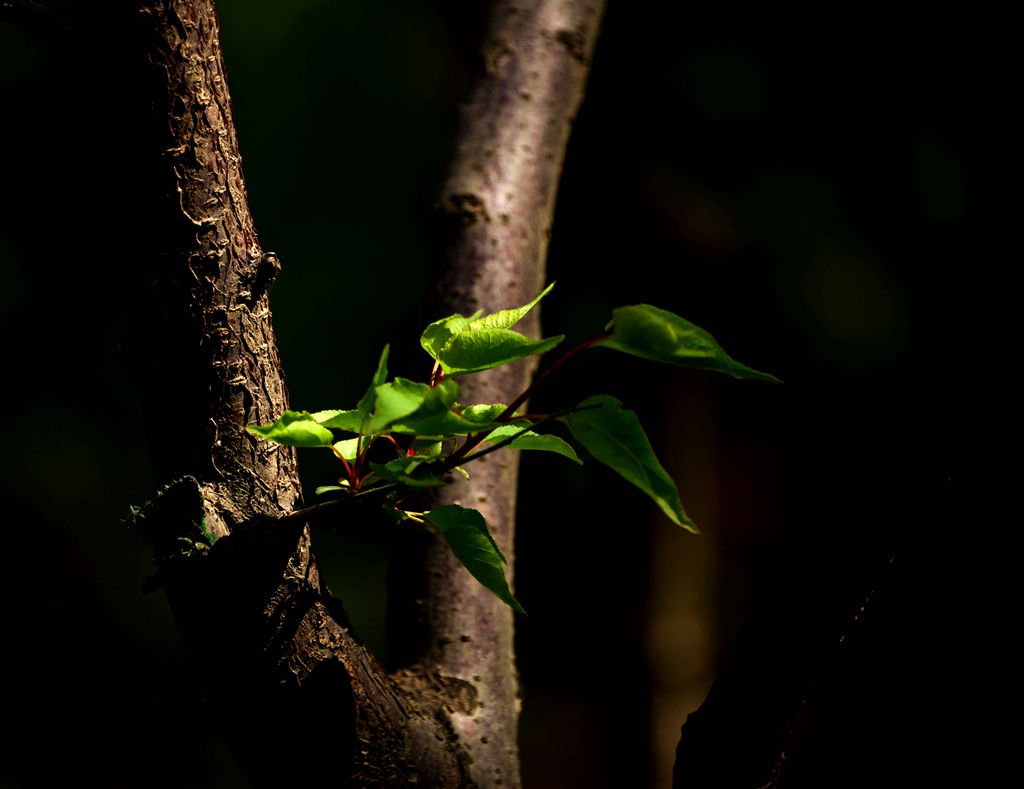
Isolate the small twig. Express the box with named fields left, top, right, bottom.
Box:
left=446, top=331, right=611, bottom=465
left=442, top=402, right=600, bottom=470
left=278, top=483, right=398, bottom=525
left=498, top=330, right=611, bottom=420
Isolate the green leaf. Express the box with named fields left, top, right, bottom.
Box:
left=309, top=411, right=358, bottom=429
left=379, top=379, right=465, bottom=435
left=332, top=437, right=370, bottom=461
left=369, top=458, right=446, bottom=487
left=393, top=412, right=513, bottom=438
left=357, top=344, right=391, bottom=418
left=391, top=407, right=484, bottom=437
left=421, top=315, right=473, bottom=361
left=565, top=395, right=697, bottom=532
left=411, top=439, right=443, bottom=459
left=311, top=409, right=363, bottom=432
left=434, top=329, right=564, bottom=376
left=426, top=505, right=525, bottom=613
left=364, top=378, right=451, bottom=435
left=246, top=411, right=333, bottom=447
left=420, top=285, right=562, bottom=376
left=394, top=402, right=527, bottom=438
left=315, top=485, right=348, bottom=496
left=312, top=347, right=394, bottom=435
left=483, top=425, right=582, bottom=464
left=460, top=403, right=510, bottom=423
left=601, top=305, right=779, bottom=382
left=469, top=282, right=555, bottom=331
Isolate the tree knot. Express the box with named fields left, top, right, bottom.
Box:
left=439, top=193, right=491, bottom=227
left=554, top=27, right=588, bottom=64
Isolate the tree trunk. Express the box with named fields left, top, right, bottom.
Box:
left=120, top=0, right=602, bottom=786
left=386, top=2, right=604, bottom=787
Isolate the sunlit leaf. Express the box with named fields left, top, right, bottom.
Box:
left=311, top=409, right=362, bottom=432
left=469, top=282, right=555, bottom=331
left=460, top=404, right=510, bottom=423
left=421, top=315, right=473, bottom=361
left=435, top=329, right=563, bottom=376
left=420, top=285, right=562, bottom=376
left=246, top=411, right=333, bottom=447
left=364, top=378, right=456, bottom=435
left=411, top=439, right=443, bottom=459
left=332, top=437, right=369, bottom=462
left=482, top=425, right=582, bottom=464
left=391, top=408, right=485, bottom=437
left=394, top=402, right=527, bottom=437
left=357, top=344, right=391, bottom=418
left=369, top=458, right=446, bottom=487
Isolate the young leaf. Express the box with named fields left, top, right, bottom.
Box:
left=411, top=439, right=443, bottom=459
left=310, top=347, right=395, bottom=435
left=426, top=505, right=525, bottom=613
left=434, top=329, right=564, bottom=376
left=315, top=484, right=348, bottom=496
left=460, top=403, right=511, bottom=423
left=392, top=401, right=524, bottom=437
left=421, top=314, right=474, bottom=361
left=420, top=285, right=563, bottom=376
left=483, top=425, right=582, bottom=464
left=364, top=378, right=458, bottom=435
left=601, top=305, right=779, bottom=382
left=469, top=282, right=555, bottom=331
left=311, top=409, right=363, bottom=432
left=332, top=437, right=370, bottom=462
left=356, top=344, right=391, bottom=417
left=390, top=406, right=487, bottom=437
left=369, top=458, right=446, bottom=487
left=246, top=410, right=333, bottom=447
left=565, top=395, right=697, bottom=532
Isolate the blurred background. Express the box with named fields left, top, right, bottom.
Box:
left=1, top=2, right=1006, bottom=786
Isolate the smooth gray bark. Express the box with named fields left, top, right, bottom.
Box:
left=386, top=2, right=605, bottom=787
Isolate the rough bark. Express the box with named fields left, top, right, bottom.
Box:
left=132, top=0, right=300, bottom=536
left=385, top=2, right=605, bottom=787
left=125, top=1, right=474, bottom=785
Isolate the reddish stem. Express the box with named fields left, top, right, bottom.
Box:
left=499, top=330, right=611, bottom=420
left=429, top=361, right=445, bottom=387
left=338, top=453, right=354, bottom=483
left=446, top=330, right=611, bottom=465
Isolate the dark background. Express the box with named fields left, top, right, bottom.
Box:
left=1, top=2, right=1006, bottom=786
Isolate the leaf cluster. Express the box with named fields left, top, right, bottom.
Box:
left=248, top=285, right=775, bottom=611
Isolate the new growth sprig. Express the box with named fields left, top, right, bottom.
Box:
left=248, top=284, right=778, bottom=612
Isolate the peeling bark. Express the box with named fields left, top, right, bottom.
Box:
left=132, top=0, right=300, bottom=535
